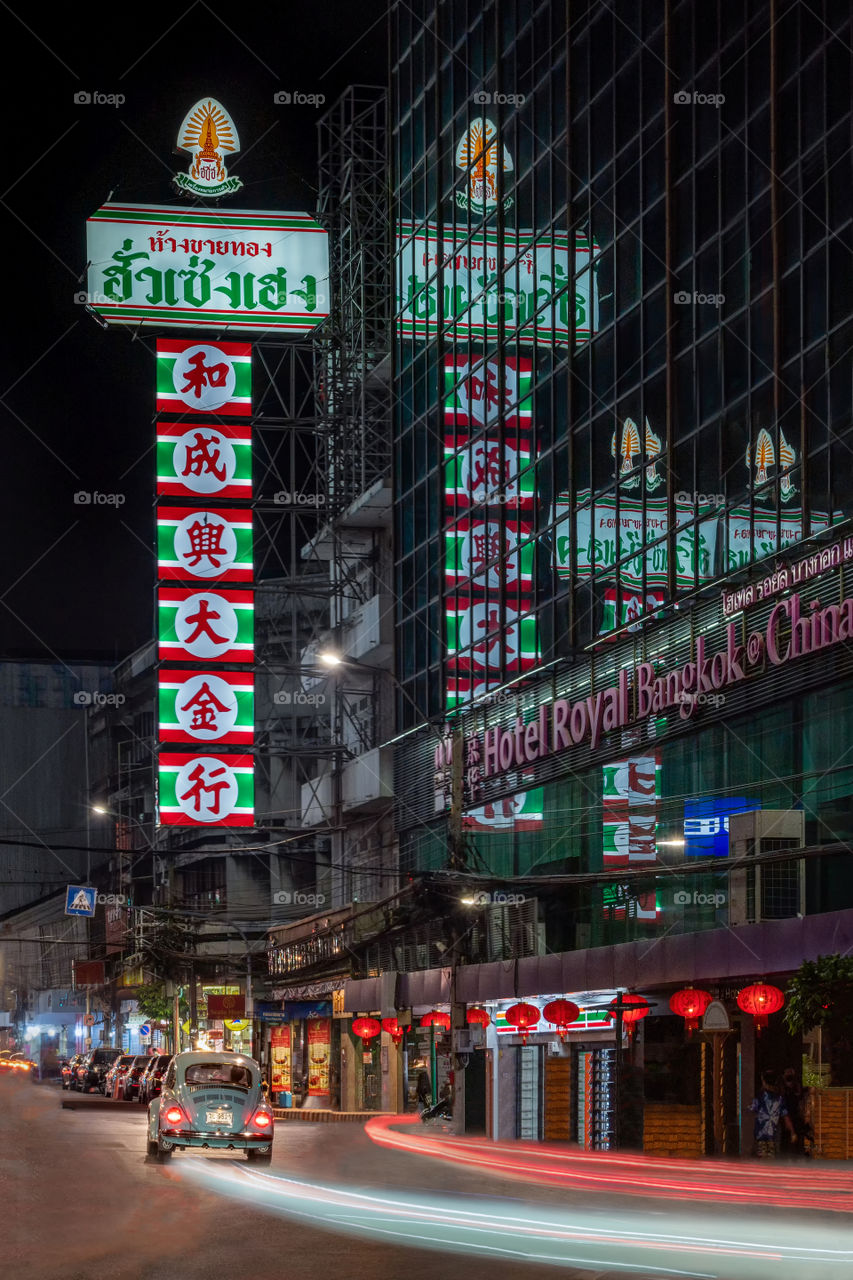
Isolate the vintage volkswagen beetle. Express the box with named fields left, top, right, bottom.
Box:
left=147, top=1050, right=274, bottom=1163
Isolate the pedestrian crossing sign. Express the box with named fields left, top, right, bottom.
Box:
left=65, top=885, right=96, bottom=917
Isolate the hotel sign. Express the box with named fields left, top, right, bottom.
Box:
left=458, top=583, right=853, bottom=782
left=722, top=535, right=853, bottom=617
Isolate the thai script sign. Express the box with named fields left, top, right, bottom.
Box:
left=553, top=492, right=718, bottom=591
left=726, top=506, right=831, bottom=573
left=397, top=220, right=597, bottom=347
left=722, top=534, right=853, bottom=617
left=86, top=203, right=329, bottom=332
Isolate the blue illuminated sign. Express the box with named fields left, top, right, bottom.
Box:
left=683, top=798, right=761, bottom=857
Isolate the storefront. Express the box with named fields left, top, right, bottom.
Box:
left=261, top=988, right=339, bottom=1109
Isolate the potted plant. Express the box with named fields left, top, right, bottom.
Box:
left=785, top=955, right=853, bottom=1087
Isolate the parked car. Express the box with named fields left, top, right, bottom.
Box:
left=122, top=1055, right=150, bottom=1101
left=147, top=1051, right=273, bottom=1163
left=139, top=1054, right=172, bottom=1106
left=104, top=1054, right=134, bottom=1097
left=76, top=1047, right=122, bottom=1093
left=61, top=1054, right=84, bottom=1090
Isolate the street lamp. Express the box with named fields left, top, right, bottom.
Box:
left=317, top=649, right=343, bottom=668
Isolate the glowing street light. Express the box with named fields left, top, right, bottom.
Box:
left=317, top=650, right=343, bottom=667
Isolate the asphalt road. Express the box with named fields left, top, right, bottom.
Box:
left=3, top=1076, right=851, bottom=1280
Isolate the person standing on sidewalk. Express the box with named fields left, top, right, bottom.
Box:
left=416, top=1070, right=431, bottom=1112
left=781, top=1066, right=813, bottom=1157
left=750, top=1069, right=796, bottom=1157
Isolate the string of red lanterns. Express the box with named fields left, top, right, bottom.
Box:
left=376, top=982, right=786, bottom=1053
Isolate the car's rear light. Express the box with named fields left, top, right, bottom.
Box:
left=251, top=1110, right=273, bottom=1129
left=164, top=1106, right=184, bottom=1124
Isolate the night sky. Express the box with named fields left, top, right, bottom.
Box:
left=1, top=2, right=387, bottom=660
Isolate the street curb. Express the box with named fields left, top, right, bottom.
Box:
left=272, top=1108, right=393, bottom=1123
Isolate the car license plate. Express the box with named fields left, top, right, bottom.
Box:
left=206, top=1108, right=232, bottom=1125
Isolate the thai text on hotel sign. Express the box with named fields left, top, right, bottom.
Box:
left=722, top=535, right=853, bottom=617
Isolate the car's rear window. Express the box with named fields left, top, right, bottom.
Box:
left=155, top=1056, right=172, bottom=1068
left=185, top=1062, right=253, bottom=1088
left=132, top=1056, right=148, bottom=1066
left=93, top=1050, right=120, bottom=1063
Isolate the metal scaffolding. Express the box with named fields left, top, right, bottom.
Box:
left=316, top=85, right=391, bottom=518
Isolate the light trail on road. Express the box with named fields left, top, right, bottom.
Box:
left=176, top=1156, right=853, bottom=1279
left=364, top=1114, right=853, bottom=1215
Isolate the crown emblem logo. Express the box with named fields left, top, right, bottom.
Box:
left=455, top=118, right=513, bottom=215
left=612, top=417, right=664, bottom=491
left=173, top=99, right=243, bottom=199
left=747, top=427, right=797, bottom=501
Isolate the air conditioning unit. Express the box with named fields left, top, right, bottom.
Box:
left=728, top=809, right=805, bottom=924
left=486, top=897, right=542, bottom=960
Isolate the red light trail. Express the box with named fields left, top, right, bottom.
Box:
left=365, top=1114, right=853, bottom=1214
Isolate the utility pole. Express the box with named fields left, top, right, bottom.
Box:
left=448, top=729, right=465, bottom=1130
left=612, top=993, right=625, bottom=1152
left=189, top=959, right=197, bottom=1050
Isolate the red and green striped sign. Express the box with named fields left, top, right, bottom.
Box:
left=445, top=520, right=534, bottom=592
left=158, top=752, right=254, bottom=827
left=157, top=587, right=254, bottom=663
left=443, top=355, right=533, bottom=429
left=157, top=421, right=252, bottom=499
left=462, top=789, right=544, bottom=831
left=444, top=434, right=536, bottom=511
left=86, top=204, right=329, bottom=333
left=158, top=669, right=254, bottom=745
left=493, top=1004, right=611, bottom=1034
left=157, top=507, right=253, bottom=583
left=602, top=755, right=661, bottom=869
left=446, top=599, right=540, bottom=673
left=156, top=340, right=252, bottom=417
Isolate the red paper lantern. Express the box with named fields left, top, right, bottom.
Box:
left=505, top=1001, right=541, bottom=1043
left=466, top=1006, right=490, bottom=1028
left=381, top=1017, right=404, bottom=1045
left=736, top=983, right=784, bottom=1032
left=669, top=988, right=713, bottom=1032
left=352, top=1016, right=381, bottom=1042
left=607, top=993, right=651, bottom=1039
left=421, top=1010, right=451, bottom=1031
left=543, top=998, right=580, bottom=1039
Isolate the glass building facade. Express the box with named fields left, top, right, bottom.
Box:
left=391, top=0, right=853, bottom=945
